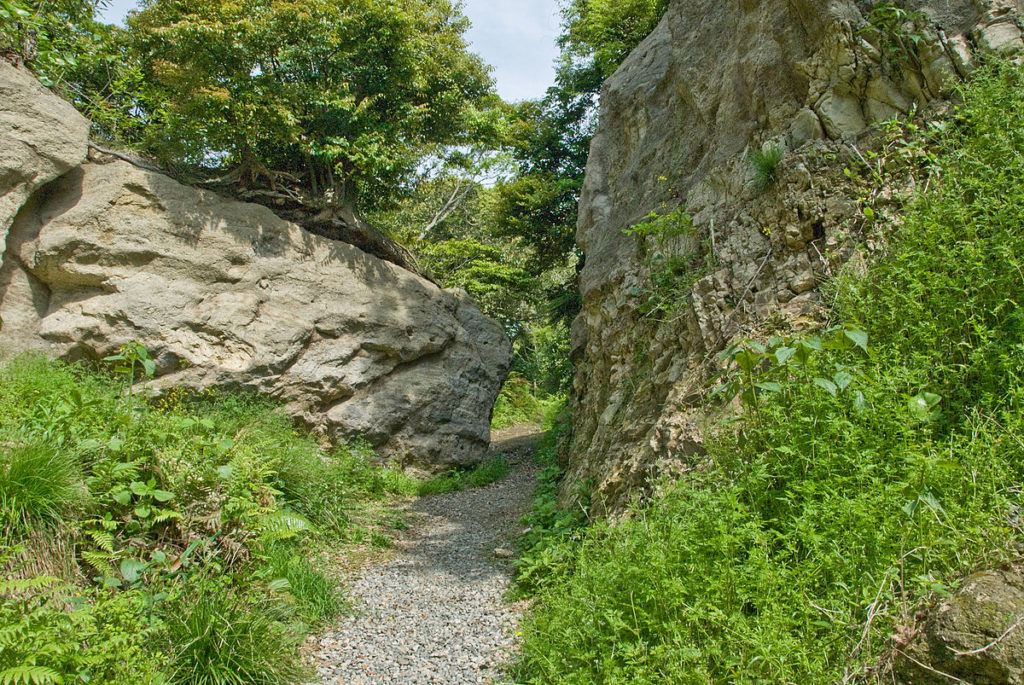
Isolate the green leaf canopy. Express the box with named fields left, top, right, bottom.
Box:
left=127, top=0, right=497, bottom=209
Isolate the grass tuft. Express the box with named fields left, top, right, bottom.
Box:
left=261, top=544, right=346, bottom=625
left=162, top=588, right=310, bottom=685
left=750, top=143, right=785, bottom=190
left=0, top=444, right=85, bottom=538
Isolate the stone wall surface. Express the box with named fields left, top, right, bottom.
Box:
left=0, top=62, right=512, bottom=468
left=569, top=0, right=1024, bottom=512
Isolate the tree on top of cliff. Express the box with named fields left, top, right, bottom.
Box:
left=117, top=0, right=502, bottom=213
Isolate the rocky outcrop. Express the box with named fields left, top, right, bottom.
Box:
left=568, top=0, right=1024, bottom=512
left=894, top=566, right=1024, bottom=683
left=0, top=62, right=512, bottom=468
left=0, top=63, right=89, bottom=273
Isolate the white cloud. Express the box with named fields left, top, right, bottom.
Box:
left=97, top=0, right=561, bottom=102
left=463, top=0, right=560, bottom=101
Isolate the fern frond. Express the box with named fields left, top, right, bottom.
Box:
left=0, top=665, right=63, bottom=685
left=0, top=576, right=59, bottom=595
left=256, top=510, right=312, bottom=542
left=87, top=528, right=115, bottom=553
left=80, top=550, right=114, bottom=573
left=152, top=509, right=182, bottom=524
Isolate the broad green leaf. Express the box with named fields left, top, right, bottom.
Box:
left=833, top=371, right=853, bottom=392
left=151, top=489, right=174, bottom=502
left=845, top=329, right=870, bottom=353
left=755, top=382, right=783, bottom=393
left=813, top=377, right=838, bottom=396
left=120, top=559, right=147, bottom=583
left=774, top=346, right=797, bottom=365
left=734, top=350, right=758, bottom=373
left=902, top=499, right=919, bottom=518
left=803, top=336, right=824, bottom=351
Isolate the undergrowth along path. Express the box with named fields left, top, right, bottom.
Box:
left=311, top=426, right=541, bottom=684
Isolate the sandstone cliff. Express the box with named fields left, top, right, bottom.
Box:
left=0, top=62, right=512, bottom=468
left=569, top=0, right=1024, bottom=512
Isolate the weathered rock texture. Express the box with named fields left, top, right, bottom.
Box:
left=568, top=0, right=1024, bottom=512
left=894, top=566, right=1024, bottom=683
left=0, top=62, right=511, bottom=467
left=0, top=62, right=89, bottom=273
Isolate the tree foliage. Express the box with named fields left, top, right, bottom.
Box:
left=492, top=0, right=669, bottom=311
left=119, top=0, right=499, bottom=211
left=0, top=0, right=105, bottom=85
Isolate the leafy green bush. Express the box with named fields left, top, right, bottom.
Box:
left=417, top=458, right=512, bottom=496
left=0, top=0, right=102, bottom=85
left=514, top=59, right=1024, bottom=683
left=383, top=458, right=512, bottom=498
left=513, top=417, right=586, bottom=597
left=0, top=353, right=402, bottom=682
left=493, top=374, right=565, bottom=430
left=0, top=543, right=164, bottom=685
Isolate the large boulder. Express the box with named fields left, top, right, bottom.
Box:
left=568, top=0, right=1024, bottom=512
left=0, top=64, right=511, bottom=468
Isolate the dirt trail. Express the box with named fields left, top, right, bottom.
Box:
left=310, top=426, right=542, bottom=684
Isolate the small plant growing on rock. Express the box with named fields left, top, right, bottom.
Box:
left=750, top=144, right=785, bottom=191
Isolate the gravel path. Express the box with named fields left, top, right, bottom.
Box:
left=311, top=427, right=540, bottom=684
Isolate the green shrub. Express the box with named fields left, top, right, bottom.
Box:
left=0, top=353, right=398, bottom=682
left=513, top=417, right=585, bottom=597
left=493, top=374, right=566, bottom=431
left=514, top=59, right=1024, bottom=683
left=0, top=546, right=164, bottom=685
left=417, top=458, right=512, bottom=496
left=162, top=586, right=310, bottom=685
left=383, top=458, right=512, bottom=498
left=0, top=444, right=86, bottom=538
left=492, top=375, right=545, bottom=430
left=273, top=437, right=385, bottom=533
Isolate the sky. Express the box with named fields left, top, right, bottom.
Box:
left=96, top=0, right=561, bottom=102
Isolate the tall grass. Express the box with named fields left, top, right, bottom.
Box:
left=0, top=444, right=85, bottom=537
left=261, top=544, right=346, bottom=625
left=513, top=59, right=1024, bottom=683
left=162, top=589, right=310, bottom=685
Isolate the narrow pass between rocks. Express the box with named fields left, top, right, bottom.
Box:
left=310, top=428, right=540, bottom=684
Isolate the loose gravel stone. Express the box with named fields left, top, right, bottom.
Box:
left=311, top=428, right=540, bottom=684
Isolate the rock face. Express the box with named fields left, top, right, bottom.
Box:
left=0, top=62, right=89, bottom=273
left=568, top=0, right=1024, bottom=513
left=0, top=62, right=511, bottom=468
left=894, top=566, right=1024, bottom=684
